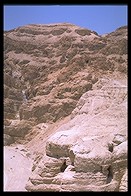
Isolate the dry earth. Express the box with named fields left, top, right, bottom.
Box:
left=4, top=145, right=32, bottom=191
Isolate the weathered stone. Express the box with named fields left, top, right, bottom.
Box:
left=75, top=28, right=91, bottom=36
left=119, top=169, right=128, bottom=192
left=4, top=23, right=127, bottom=191
left=4, top=120, right=34, bottom=138
left=112, top=134, right=126, bottom=145
left=19, top=98, right=77, bottom=123
left=26, top=79, right=127, bottom=192
left=4, top=134, right=14, bottom=146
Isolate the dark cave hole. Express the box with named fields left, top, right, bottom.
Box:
left=108, top=143, right=114, bottom=152
left=86, top=60, right=89, bottom=64
left=60, top=160, right=67, bottom=172
left=106, top=165, right=113, bottom=184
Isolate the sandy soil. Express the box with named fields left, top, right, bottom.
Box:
left=4, top=145, right=33, bottom=192
left=3, top=115, right=71, bottom=192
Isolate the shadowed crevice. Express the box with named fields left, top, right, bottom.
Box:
left=106, top=165, right=113, bottom=183
left=60, top=160, right=67, bottom=172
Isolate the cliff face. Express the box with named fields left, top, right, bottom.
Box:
left=4, top=23, right=127, bottom=192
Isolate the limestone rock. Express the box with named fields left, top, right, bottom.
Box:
left=4, top=134, right=14, bottom=146
left=26, top=79, right=127, bottom=192
left=4, top=120, right=35, bottom=144
left=19, top=98, right=77, bottom=123
left=4, top=23, right=127, bottom=124
left=4, top=23, right=127, bottom=191
left=119, top=169, right=128, bottom=192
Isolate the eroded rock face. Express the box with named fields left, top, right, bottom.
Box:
left=4, top=23, right=127, bottom=191
left=26, top=79, right=127, bottom=192
left=4, top=23, right=127, bottom=126
left=119, top=169, right=128, bottom=192
left=4, top=120, right=36, bottom=144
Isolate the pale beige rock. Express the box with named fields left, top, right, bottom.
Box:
left=26, top=79, right=127, bottom=192
left=119, top=169, right=128, bottom=192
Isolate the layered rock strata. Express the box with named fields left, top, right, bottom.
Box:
left=4, top=23, right=127, bottom=191
left=26, top=79, right=127, bottom=192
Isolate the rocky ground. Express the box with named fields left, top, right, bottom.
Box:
left=4, top=23, right=127, bottom=192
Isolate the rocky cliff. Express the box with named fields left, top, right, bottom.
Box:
left=4, top=23, right=127, bottom=192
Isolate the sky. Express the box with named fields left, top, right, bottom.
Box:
left=4, top=5, right=128, bottom=35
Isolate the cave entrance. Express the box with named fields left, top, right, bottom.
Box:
left=106, top=165, right=113, bottom=183
left=60, top=160, right=67, bottom=172
left=108, top=143, right=114, bottom=153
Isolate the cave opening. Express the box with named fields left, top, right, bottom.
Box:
left=60, top=160, right=67, bottom=172
left=86, top=59, right=89, bottom=64
left=106, top=165, right=113, bottom=183
left=108, top=143, right=114, bottom=153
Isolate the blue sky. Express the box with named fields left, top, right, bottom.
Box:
left=4, top=5, right=128, bottom=35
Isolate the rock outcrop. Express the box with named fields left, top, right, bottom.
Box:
left=4, top=23, right=127, bottom=191
left=25, top=79, right=127, bottom=192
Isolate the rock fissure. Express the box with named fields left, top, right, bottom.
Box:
left=106, top=165, right=113, bottom=184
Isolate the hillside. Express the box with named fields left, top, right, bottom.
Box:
left=4, top=23, right=127, bottom=192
